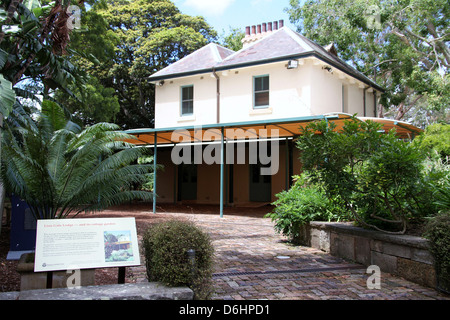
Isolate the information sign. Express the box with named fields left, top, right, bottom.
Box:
left=34, top=218, right=140, bottom=272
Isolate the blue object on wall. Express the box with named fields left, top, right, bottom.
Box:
left=9, top=195, right=37, bottom=253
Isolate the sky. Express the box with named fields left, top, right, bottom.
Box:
left=172, top=0, right=297, bottom=35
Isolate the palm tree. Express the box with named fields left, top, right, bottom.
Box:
left=1, top=101, right=154, bottom=220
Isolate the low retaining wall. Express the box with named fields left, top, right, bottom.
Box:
left=302, top=222, right=436, bottom=288
left=0, top=282, right=194, bottom=300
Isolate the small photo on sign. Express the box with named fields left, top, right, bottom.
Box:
left=104, top=230, right=134, bottom=262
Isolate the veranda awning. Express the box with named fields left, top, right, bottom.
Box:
left=124, top=113, right=423, bottom=217
left=124, top=113, right=422, bottom=146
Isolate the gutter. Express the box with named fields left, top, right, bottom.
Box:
left=148, top=52, right=385, bottom=93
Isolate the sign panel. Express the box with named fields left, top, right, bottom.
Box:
left=34, top=218, right=141, bottom=272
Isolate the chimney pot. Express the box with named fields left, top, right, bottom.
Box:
left=251, top=25, right=256, bottom=35
left=262, top=23, right=267, bottom=33
left=274, top=21, right=278, bottom=30
left=279, top=20, right=284, bottom=28
left=245, top=26, right=250, bottom=36
left=257, top=24, right=261, bottom=34
left=268, top=22, right=273, bottom=32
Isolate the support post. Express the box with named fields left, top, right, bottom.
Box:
left=153, top=132, right=157, bottom=214
left=220, top=127, right=224, bottom=218
left=174, top=156, right=177, bottom=204
left=285, top=138, right=289, bottom=190
left=118, top=267, right=126, bottom=284
left=225, top=138, right=228, bottom=207
left=46, top=271, right=53, bottom=289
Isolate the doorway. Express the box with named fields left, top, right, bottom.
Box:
left=249, top=163, right=271, bottom=202
left=178, top=164, right=197, bottom=201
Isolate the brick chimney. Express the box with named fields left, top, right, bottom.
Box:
left=241, top=20, right=284, bottom=48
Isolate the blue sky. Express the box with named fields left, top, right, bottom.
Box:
left=173, top=0, right=297, bottom=35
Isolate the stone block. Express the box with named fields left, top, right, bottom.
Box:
left=330, top=232, right=354, bottom=261
left=397, top=257, right=436, bottom=288
left=411, top=248, right=434, bottom=265
left=16, top=282, right=194, bottom=300
left=0, top=292, right=20, bottom=300
left=381, top=243, right=412, bottom=259
left=298, top=224, right=311, bottom=246
left=371, top=239, right=383, bottom=252
left=310, top=228, right=330, bottom=252
left=371, top=251, right=397, bottom=275
left=354, top=236, right=371, bottom=266
left=371, top=240, right=412, bottom=259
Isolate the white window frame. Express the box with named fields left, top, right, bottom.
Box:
left=253, top=75, right=270, bottom=109
left=181, top=85, right=194, bottom=116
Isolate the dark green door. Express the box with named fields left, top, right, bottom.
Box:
left=178, top=164, right=197, bottom=201
left=249, top=163, right=271, bottom=202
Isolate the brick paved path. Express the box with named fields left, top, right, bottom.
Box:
left=128, top=211, right=449, bottom=300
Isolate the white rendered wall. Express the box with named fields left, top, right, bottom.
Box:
left=155, top=75, right=217, bottom=128
left=154, top=58, right=377, bottom=129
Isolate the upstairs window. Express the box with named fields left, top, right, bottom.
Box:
left=253, top=75, right=270, bottom=108
left=181, top=85, right=194, bottom=115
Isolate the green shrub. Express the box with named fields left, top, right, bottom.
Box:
left=413, top=123, right=450, bottom=161
left=424, top=212, right=450, bottom=294
left=142, top=220, right=215, bottom=300
left=296, top=117, right=432, bottom=234
left=265, top=175, right=347, bottom=244
left=433, top=179, right=450, bottom=212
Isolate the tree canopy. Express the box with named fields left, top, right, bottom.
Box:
left=60, top=0, right=217, bottom=129
left=287, top=0, right=449, bottom=127
left=1, top=0, right=87, bottom=117
left=220, top=27, right=245, bottom=52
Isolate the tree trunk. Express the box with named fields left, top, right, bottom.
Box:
left=0, top=181, right=5, bottom=236
left=0, top=114, right=4, bottom=235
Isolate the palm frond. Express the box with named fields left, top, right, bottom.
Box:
left=1, top=106, right=154, bottom=219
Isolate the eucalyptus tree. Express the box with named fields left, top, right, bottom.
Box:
left=287, top=0, right=449, bottom=126
left=65, top=0, right=218, bottom=129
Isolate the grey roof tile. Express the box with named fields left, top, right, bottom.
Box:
left=149, top=27, right=383, bottom=91
left=217, top=28, right=310, bottom=67
left=150, top=43, right=234, bottom=79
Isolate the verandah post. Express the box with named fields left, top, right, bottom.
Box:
left=153, top=132, right=157, bottom=214
left=285, top=137, right=289, bottom=190
left=220, top=127, right=224, bottom=218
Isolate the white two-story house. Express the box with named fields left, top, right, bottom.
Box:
left=126, top=21, right=421, bottom=214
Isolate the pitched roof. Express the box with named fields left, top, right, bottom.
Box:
left=150, top=43, right=234, bottom=80
left=149, top=27, right=384, bottom=92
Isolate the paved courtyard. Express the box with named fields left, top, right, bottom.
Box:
left=126, top=208, right=449, bottom=300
